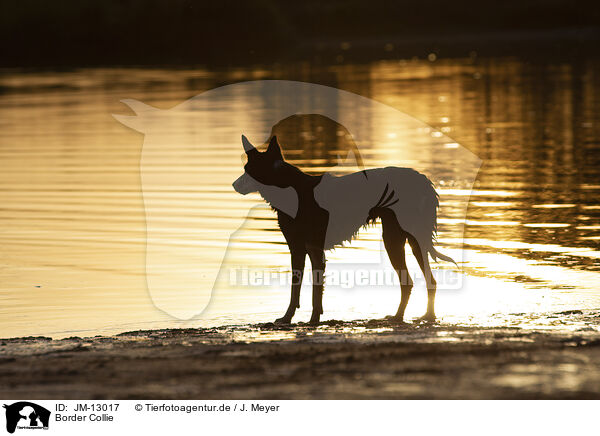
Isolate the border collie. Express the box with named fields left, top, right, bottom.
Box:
left=233, top=135, right=455, bottom=324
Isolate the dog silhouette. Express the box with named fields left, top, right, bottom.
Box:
left=233, top=135, right=456, bottom=324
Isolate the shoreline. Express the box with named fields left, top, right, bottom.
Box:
left=2, top=317, right=600, bottom=399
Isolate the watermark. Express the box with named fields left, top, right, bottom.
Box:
left=114, top=80, right=481, bottom=319
left=228, top=266, right=461, bottom=289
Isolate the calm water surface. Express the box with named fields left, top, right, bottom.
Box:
left=0, top=57, right=599, bottom=338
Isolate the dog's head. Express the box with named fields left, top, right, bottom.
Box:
left=233, top=135, right=297, bottom=194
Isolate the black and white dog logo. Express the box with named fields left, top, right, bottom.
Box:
left=3, top=402, right=50, bottom=434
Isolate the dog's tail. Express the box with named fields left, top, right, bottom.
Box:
left=416, top=172, right=459, bottom=268
left=430, top=247, right=458, bottom=267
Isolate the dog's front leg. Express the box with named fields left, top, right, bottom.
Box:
left=307, top=249, right=325, bottom=325
left=275, top=248, right=305, bottom=324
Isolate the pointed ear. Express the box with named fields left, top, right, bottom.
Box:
left=242, top=135, right=258, bottom=155
left=267, top=136, right=283, bottom=159
left=112, top=99, right=160, bottom=133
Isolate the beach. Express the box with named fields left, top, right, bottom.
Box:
left=1, top=35, right=599, bottom=403
left=2, top=313, right=600, bottom=400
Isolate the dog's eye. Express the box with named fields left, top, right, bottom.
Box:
left=273, top=160, right=284, bottom=170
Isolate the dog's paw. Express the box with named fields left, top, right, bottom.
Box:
left=385, top=315, right=407, bottom=325
left=274, top=316, right=292, bottom=325
left=414, top=313, right=437, bottom=324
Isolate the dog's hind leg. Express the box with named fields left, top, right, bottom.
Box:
left=380, top=209, right=412, bottom=323
left=408, top=235, right=437, bottom=322
left=307, top=247, right=325, bottom=325
left=275, top=246, right=306, bottom=324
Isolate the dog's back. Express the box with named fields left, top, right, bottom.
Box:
left=313, top=167, right=439, bottom=254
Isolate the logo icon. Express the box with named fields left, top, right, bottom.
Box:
left=3, top=402, right=50, bottom=434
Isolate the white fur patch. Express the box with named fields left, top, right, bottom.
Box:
left=314, top=167, right=437, bottom=252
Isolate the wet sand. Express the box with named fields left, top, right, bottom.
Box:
left=2, top=313, right=600, bottom=400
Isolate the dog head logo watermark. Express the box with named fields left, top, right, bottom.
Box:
left=3, top=402, right=50, bottom=434
left=114, top=80, right=481, bottom=320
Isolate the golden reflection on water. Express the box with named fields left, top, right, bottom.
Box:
left=0, top=57, right=599, bottom=338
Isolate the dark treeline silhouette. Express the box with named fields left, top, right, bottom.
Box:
left=1, top=0, right=599, bottom=67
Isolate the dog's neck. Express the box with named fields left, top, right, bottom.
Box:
left=257, top=163, right=318, bottom=219
left=258, top=185, right=298, bottom=218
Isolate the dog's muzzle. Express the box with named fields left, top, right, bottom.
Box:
left=233, top=173, right=258, bottom=195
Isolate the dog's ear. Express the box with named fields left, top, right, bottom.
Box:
left=242, top=135, right=258, bottom=156
left=267, top=136, right=283, bottom=160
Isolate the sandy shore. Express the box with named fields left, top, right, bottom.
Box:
left=2, top=316, right=600, bottom=399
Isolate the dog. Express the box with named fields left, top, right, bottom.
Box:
left=233, top=135, right=456, bottom=324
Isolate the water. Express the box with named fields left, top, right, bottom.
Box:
left=0, top=56, right=599, bottom=339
